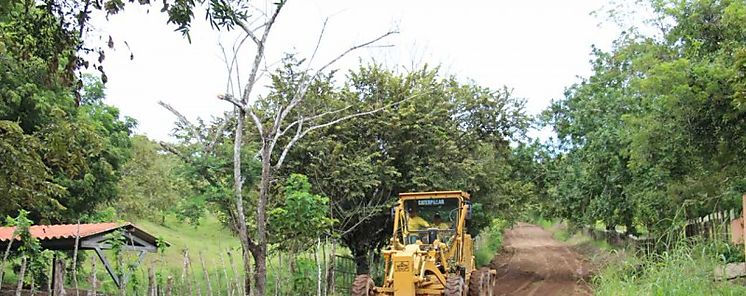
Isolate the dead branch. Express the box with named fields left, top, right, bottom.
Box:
left=271, top=29, right=399, bottom=139
left=317, top=30, right=398, bottom=75
left=158, top=101, right=201, bottom=142
left=274, top=93, right=416, bottom=169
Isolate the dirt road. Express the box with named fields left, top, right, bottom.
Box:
left=490, top=223, right=593, bottom=296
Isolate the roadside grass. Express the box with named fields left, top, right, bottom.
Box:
left=535, top=218, right=746, bottom=295
left=594, top=241, right=746, bottom=296
left=475, top=219, right=506, bottom=267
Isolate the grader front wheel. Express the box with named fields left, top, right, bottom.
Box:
left=468, top=267, right=495, bottom=296
left=351, top=274, right=376, bottom=296
left=445, top=274, right=465, bottom=296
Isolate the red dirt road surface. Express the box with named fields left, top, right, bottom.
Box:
left=490, top=223, right=593, bottom=296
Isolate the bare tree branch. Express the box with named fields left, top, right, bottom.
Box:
left=273, top=93, right=416, bottom=170
left=237, top=21, right=261, bottom=45
left=239, top=1, right=285, bottom=104
left=205, top=116, right=232, bottom=154
left=278, top=105, right=351, bottom=138
left=306, top=18, right=329, bottom=72
left=271, top=29, right=399, bottom=134
left=158, top=101, right=201, bottom=142
left=218, top=94, right=244, bottom=109
left=316, top=30, right=398, bottom=75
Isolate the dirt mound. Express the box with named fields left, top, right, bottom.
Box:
left=490, top=223, right=593, bottom=296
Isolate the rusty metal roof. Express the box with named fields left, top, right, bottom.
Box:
left=0, top=222, right=128, bottom=242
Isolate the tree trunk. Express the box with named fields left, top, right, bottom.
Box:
left=251, top=246, right=266, bottom=296
left=251, top=144, right=271, bottom=296
left=232, top=107, right=255, bottom=296
left=53, top=258, right=66, bottom=296
left=326, top=239, right=336, bottom=295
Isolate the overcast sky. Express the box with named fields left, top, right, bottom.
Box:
left=92, top=0, right=623, bottom=142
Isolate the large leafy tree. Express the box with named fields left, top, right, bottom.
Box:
left=543, top=0, right=746, bottom=234
left=115, top=135, right=191, bottom=223
left=280, top=64, right=531, bottom=273
left=0, top=1, right=134, bottom=223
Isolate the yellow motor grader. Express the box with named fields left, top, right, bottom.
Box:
left=352, top=191, right=496, bottom=296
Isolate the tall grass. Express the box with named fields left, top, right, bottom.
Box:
left=474, top=219, right=506, bottom=267
left=594, top=240, right=746, bottom=296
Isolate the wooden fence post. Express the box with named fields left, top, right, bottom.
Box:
left=147, top=265, right=155, bottom=296
left=198, top=252, right=213, bottom=296
left=742, top=193, right=745, bottom=271
left=15, top=255, right=27, bottom=296
left=165, top=276, right=174, bottom=296
left=53, top=258, right=67, bottom=296
left=88, top=257, right=97, bottom=296
left=73, top=222, right=81, bottom=296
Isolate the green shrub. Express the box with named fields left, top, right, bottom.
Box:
left=474, top=219, right=506, bottom=267
left=594, top=241, right=746, bottom=295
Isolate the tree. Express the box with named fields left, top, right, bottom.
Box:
left=269, top=174, right=334, bottom=254
left=116, top=135, right=189, bottom=223
left=155, top=1, right=398, bottom=293
left=542, top=0, right=746, bottom=234
left=280, top=64, right=531, bottom=273
left=0, top=2, right=134, bottom=223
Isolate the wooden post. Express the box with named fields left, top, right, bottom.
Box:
left=165, top=276, right=174, bottom=296
left=16, top=255, right=27, bottom=296
left=199, top=252, right=213, bottom=296
left=88, top=256, right=97, bottom=296
left=147, top=265, right=155, bottom=296
left=181, top=249, right=192, bottom=296
left=53, top=258, right=67, bottom=296
left=218, top=251, right=232, bottom=296
left=72, top=222, right=81, bottom=296
left=743, top=193, right=745, bottom=272
left=227, top=250, right=242, bottom=294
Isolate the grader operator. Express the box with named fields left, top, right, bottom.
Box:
left=352, top=191, right=496, bottom=296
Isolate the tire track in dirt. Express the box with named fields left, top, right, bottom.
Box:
left=489, top=223, right=593, bottom=296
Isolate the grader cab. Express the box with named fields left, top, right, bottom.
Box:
left=352, top=191, right=496, bottom=296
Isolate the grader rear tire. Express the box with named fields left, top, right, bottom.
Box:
left=468, top=267, right=493, bottom=296
left=351, top=274, right=376, bottom=296
left=445, top=274, right=465, bottom=296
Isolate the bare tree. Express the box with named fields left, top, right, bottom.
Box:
left=161, top=1, right=399, bottom=294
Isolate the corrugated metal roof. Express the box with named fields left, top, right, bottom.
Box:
left=0, top=222, right=129, bottom=242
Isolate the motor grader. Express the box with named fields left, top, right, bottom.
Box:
left=352, top=191, right=496, bottom=296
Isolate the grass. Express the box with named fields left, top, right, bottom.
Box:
left=134, top=215, right=242, bottom=268
left=474, top=219, right=506, bottom=267
left=594, top=241, right=746, bottom=296
left=535, top=218, right=746, bottom=295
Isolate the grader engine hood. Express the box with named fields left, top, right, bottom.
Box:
left=392, top=247, right=416, bottom=295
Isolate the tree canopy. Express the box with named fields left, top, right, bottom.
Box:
left=542, top=0, right=746, bottom=234
left=0, top=1, right=134, bottom=223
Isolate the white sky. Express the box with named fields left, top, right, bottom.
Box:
left=92, top=0, right=623, bottom=142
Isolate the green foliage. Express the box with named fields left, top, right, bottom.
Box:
left=116, top=135, right=190, bottom=222
left=0, top=1, right=134, bottom=223
left=278, top=63, right=532, bottom=269
left=541, top=0, right=746, bottom=235
left=2, top=210, right=51, bottom=289
left=474, top=219, right=506, bottom=267
left=269, top=174, right=335, bottom=253
left=594, top=241, right=746, bottom=295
